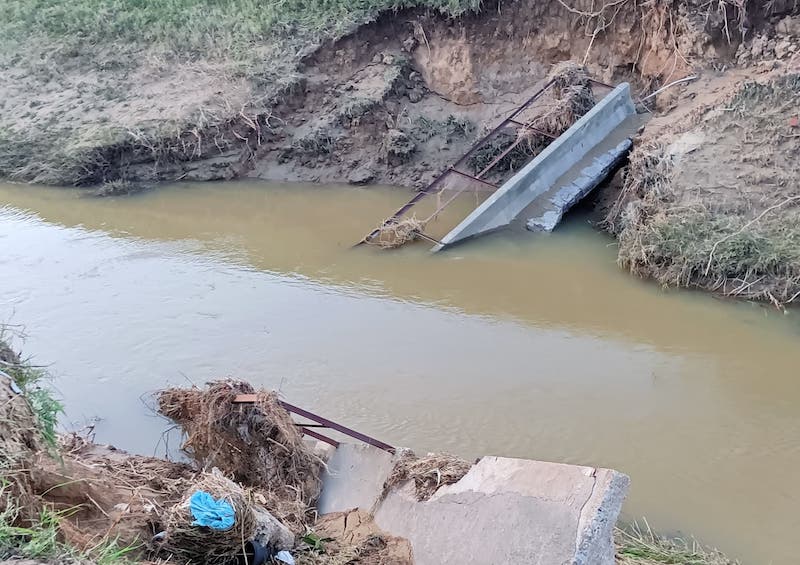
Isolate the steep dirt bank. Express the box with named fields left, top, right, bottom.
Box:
left=605, top=67, right=800, bottom=304
left=1, top=0, right=796, bottom=192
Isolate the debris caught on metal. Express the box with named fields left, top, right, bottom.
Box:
left=234, top=395, right=396, bottom=453
left=356, top=75, right=616, bottom=248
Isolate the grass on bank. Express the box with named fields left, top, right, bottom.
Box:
left=0, top=484, right=140, bottom=565
left=0, top=0, right=482, bottom=58
left=613, top=74, right=800, bottom=304
left=0, top=336, right=62, bottom=448
left=616, top=522, right=739, bottom=565
left=0, top=334, right=139, bottom=564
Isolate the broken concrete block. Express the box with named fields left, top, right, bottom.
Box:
left=252, top=505, right=294, bottom=551
left=316, top=443, right=398, bottom=515
left=373, top=456, right=629, bottom=565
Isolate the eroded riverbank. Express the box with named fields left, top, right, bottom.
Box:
left=0, top=181, right=798, bottom=563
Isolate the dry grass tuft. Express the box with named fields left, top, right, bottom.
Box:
left=608, top=74, right=800, bottom=305
left=369, top=216, right=428, bottom=248
left=385, top=451, right=472, bottom=501
left=469, top=62, right=595, bottom=178
left=533, top=62, right=596, bottom=136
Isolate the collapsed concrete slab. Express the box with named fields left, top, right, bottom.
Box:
left=317, top=446, right=630, bottom=565
left=432, top=83, right=637, bottom=250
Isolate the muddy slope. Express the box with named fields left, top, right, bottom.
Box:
left=166, top=0, right=718, bottom=189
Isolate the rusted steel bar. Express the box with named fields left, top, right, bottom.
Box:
left=279, top=400, right=395, bottom=453
left=507, top=120, right=557, bottom=140
left=233, top=395, right=395, bottom=453
left=449, top=168, right=498, bottom=189
left=300, top=427, right=340, bottom=448
left=449, top=80, right=554, bottom=170
left=413, top=231, right=444, bottom=246
left=589, top=78, right=615, bottom=89
left=509, top=78, right=556, bottom=119
left=356, top=79, right=557, bottom=245
left=476, top=134, right=530, bottom=179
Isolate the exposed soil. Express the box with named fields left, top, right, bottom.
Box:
left=2, top=0, right=792, bottom=191
left=31, top=440, right=195, bottom=553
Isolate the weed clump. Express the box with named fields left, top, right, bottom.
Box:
left=413, top=114, right=475, bottom=142
left=616, top=521, right=739, bottom=565
left=385, top=451, right=472, bottom=501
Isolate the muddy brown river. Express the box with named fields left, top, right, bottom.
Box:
left=1, top=181, right=798, bottom=563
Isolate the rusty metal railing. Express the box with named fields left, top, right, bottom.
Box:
left=354, top=77, right=617, bottom=247
left=233, top=394, right=395, bottom=453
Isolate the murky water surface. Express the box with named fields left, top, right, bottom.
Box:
left=1, top=181, right=798, bottom=564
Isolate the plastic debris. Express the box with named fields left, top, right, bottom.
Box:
left=275, top=550, right=295, bottom=565
left=189, top=490, right=235, bottom=530
left=0, top=370, right=22, bottom=394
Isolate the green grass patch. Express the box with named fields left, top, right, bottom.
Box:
left=0, top=333, right=62, bottom=448
left=0, top=481, right=140, bottom=564
left=0, top=0, right=481, bottom=58
left=616, top=523, right=739, bottom=565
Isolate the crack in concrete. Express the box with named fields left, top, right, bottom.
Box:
left=574, top=467, right=598, bottom=555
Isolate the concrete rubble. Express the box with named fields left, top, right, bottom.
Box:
left=318, top=443, right=630, bottom=565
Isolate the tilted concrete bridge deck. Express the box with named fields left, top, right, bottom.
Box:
left=432, top=83, right=638, bottom=251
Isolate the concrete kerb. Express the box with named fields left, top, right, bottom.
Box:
left=432, top=83, right=636, bottom=251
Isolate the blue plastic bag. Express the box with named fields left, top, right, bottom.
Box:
left=189, top=490, right=235, bottom=530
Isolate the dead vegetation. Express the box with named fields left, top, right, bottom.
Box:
left=469, top=63, right=595, bottom=179
left=385, top=451, right=472, bottom=501
left=160, top=470, right=257, bottom=565
left=1, top=348, right=412, bottom=565
left=157, top=380, right=323, bottom=532
left=368, top=216, right=429, bottom=248
left=608, top=73, right=800, bottom=305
